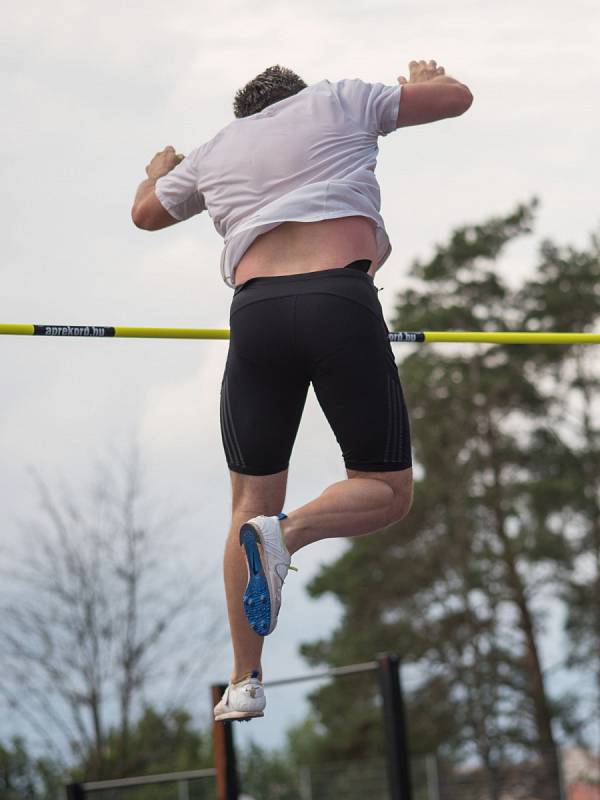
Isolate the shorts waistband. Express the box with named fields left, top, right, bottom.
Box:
left=233, top=259, right=373, bottom=295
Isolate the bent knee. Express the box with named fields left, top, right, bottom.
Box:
left=229, top=469, right=288, bottom=520
left=347, top=467, right=414, bottom=528
left=386, top=481, right=414, bottom=526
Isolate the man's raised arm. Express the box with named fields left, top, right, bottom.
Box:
left=395, top=59, right=473, bottom=128
left=131, top=145, right=184, bottom=231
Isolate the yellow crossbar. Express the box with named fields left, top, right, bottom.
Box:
left=421, top=331, right=600, bottom=345
left=1, top=324, right=599, bottom=345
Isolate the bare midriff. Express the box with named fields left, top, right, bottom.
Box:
left=233, top=215, right=379, bottom=286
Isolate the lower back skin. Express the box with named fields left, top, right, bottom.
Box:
left=233, top=216, right=379, bottom=285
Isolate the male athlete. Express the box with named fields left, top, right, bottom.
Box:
left=131, top=59, right=473, bottom=721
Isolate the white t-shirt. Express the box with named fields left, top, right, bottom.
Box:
left=155, top=78, right=402, bottom=288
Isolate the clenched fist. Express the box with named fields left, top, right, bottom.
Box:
left=145, top=145, right=184, bottom=180
left=397, top=59, right=445, bottom=85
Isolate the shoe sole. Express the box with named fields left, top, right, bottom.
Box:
left=215, top=710, right=264, bottom=722
left=239, top=523, right=273, bottom=636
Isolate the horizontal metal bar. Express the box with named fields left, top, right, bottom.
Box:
left=2, top=323, right=600, bottom=344
left=264, top=660, right=378, bottom=688
left=82, top=768, right=216, bottom=792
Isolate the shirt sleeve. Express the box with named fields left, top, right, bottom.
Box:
left=154, top=147, right=207, bottom=221
left=333, top=78, right=402, bottom=137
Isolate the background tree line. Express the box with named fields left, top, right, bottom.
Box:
left=288, top=197, right=600, bottom=800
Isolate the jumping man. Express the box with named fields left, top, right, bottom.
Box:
left=131, top=59, right=473, bottom=721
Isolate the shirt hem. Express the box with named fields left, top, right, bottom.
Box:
left=154, top=181, right=185, bottom=221
left=381, top=84, right=402, bottom=136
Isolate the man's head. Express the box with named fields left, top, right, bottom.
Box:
left=233, top=65, right=307, bottom=119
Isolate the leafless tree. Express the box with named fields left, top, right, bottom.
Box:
left=0, top=445, right=226, bottom=778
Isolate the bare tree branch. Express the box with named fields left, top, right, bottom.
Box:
left=0, top=444, right=227, bottom=776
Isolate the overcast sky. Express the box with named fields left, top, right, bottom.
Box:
left=1, top=0, right=599, bottom=759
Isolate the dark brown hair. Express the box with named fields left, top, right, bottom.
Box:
left=233, top=65, right=307, bottom=118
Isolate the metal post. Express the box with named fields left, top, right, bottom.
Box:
left=65, top=784, right=86, bottom=800
left=177, top=779, right=190, bottom=800
left=377, top=653, right=413, bottom=800
left=557, top=747, right=567, bottom=800
left=211, top=684, right=240, bottom=800
left=299, top=765, right=313, bottom=800
left=425, top=754, right=440, bottom=800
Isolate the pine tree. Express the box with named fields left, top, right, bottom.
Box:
left=518, top=231, right=600, bottom=749
left=296, top=200, right=592, bottom=800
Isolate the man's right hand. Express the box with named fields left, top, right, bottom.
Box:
left=398, top=59, right=446, bottom=85
left=145, top=145, right=185, bottom=180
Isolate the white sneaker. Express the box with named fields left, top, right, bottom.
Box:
left=239, top=513, right=297, bottom=636
left=213, top=672, right=266, bottom=721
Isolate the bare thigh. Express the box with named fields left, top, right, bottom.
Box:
left=229, top=469, right=288, bottom=517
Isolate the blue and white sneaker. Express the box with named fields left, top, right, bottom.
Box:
left=213, top=672, right=266, bottom=721
left=239, top=513, right=297, bottom=636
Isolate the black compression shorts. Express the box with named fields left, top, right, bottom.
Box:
left=220, top=259, right=412, bottom=476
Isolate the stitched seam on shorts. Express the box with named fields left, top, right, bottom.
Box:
left=228, top=462, right=290, bottom=476
left=385, top=373, right=394, bottom=463
left=225, top=379, right=245, bottom=467
left=384, top=342, right=397, bottom=371
left=392, top=376, right=402, bottom=463
left=220, top=379, right=238, bottom=466
left=385, top=372, right=403, bottom=463
left=292, top=295, right=298, bottom=358
left=345, top=460, right=412, bottom=471
left=401, top=403, right=411, bottom=466
left=220, top=383, right=236, bottom=466
left=222, top=375, right=246, bottom=467
left=309, top=330, right=377, bottom=370
left=230, top=291, right=384, bottom=324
